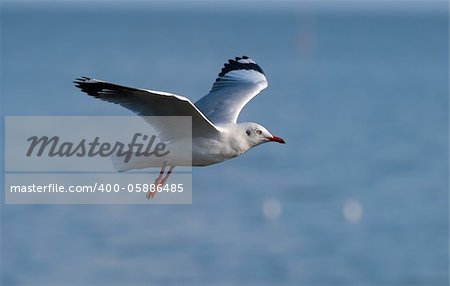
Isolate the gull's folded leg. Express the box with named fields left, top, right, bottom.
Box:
left=147, top=161, right=167, bottom=199
left=160, top=166, right=176, bottom=186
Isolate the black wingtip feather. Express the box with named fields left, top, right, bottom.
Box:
left=216, top=56, right=265, bottom=82
left=73, top=77, right=104, bottom=97
left=74, top=77, right=146, bottom=101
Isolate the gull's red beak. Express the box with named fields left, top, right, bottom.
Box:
left=268, top=136, right=285, bottom=144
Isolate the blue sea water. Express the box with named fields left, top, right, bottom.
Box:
left=1, top=1, right=448, bottom=285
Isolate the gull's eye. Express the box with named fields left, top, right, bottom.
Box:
left=246, top=130, right=251, bottom=136
left=256, top=129, right=262, bottom=135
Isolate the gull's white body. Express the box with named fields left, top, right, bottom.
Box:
left=75, top=56, right=285, bottom=171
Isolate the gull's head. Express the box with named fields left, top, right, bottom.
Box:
left=240, top=122, right=285, bottom=148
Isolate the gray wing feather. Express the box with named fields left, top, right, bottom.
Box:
left=74, top=77, right=220, bottom=141
left=195, top=56, right=268, bottom=124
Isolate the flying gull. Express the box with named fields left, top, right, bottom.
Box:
left=74, top=56, right=285, bottom=198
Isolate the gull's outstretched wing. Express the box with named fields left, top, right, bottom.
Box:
left=195, top=56, right=268, bottom=124
left=74, top=77, right=220, bottom=141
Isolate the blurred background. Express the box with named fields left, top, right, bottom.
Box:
left=1, top=1, right=448, bottom=285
